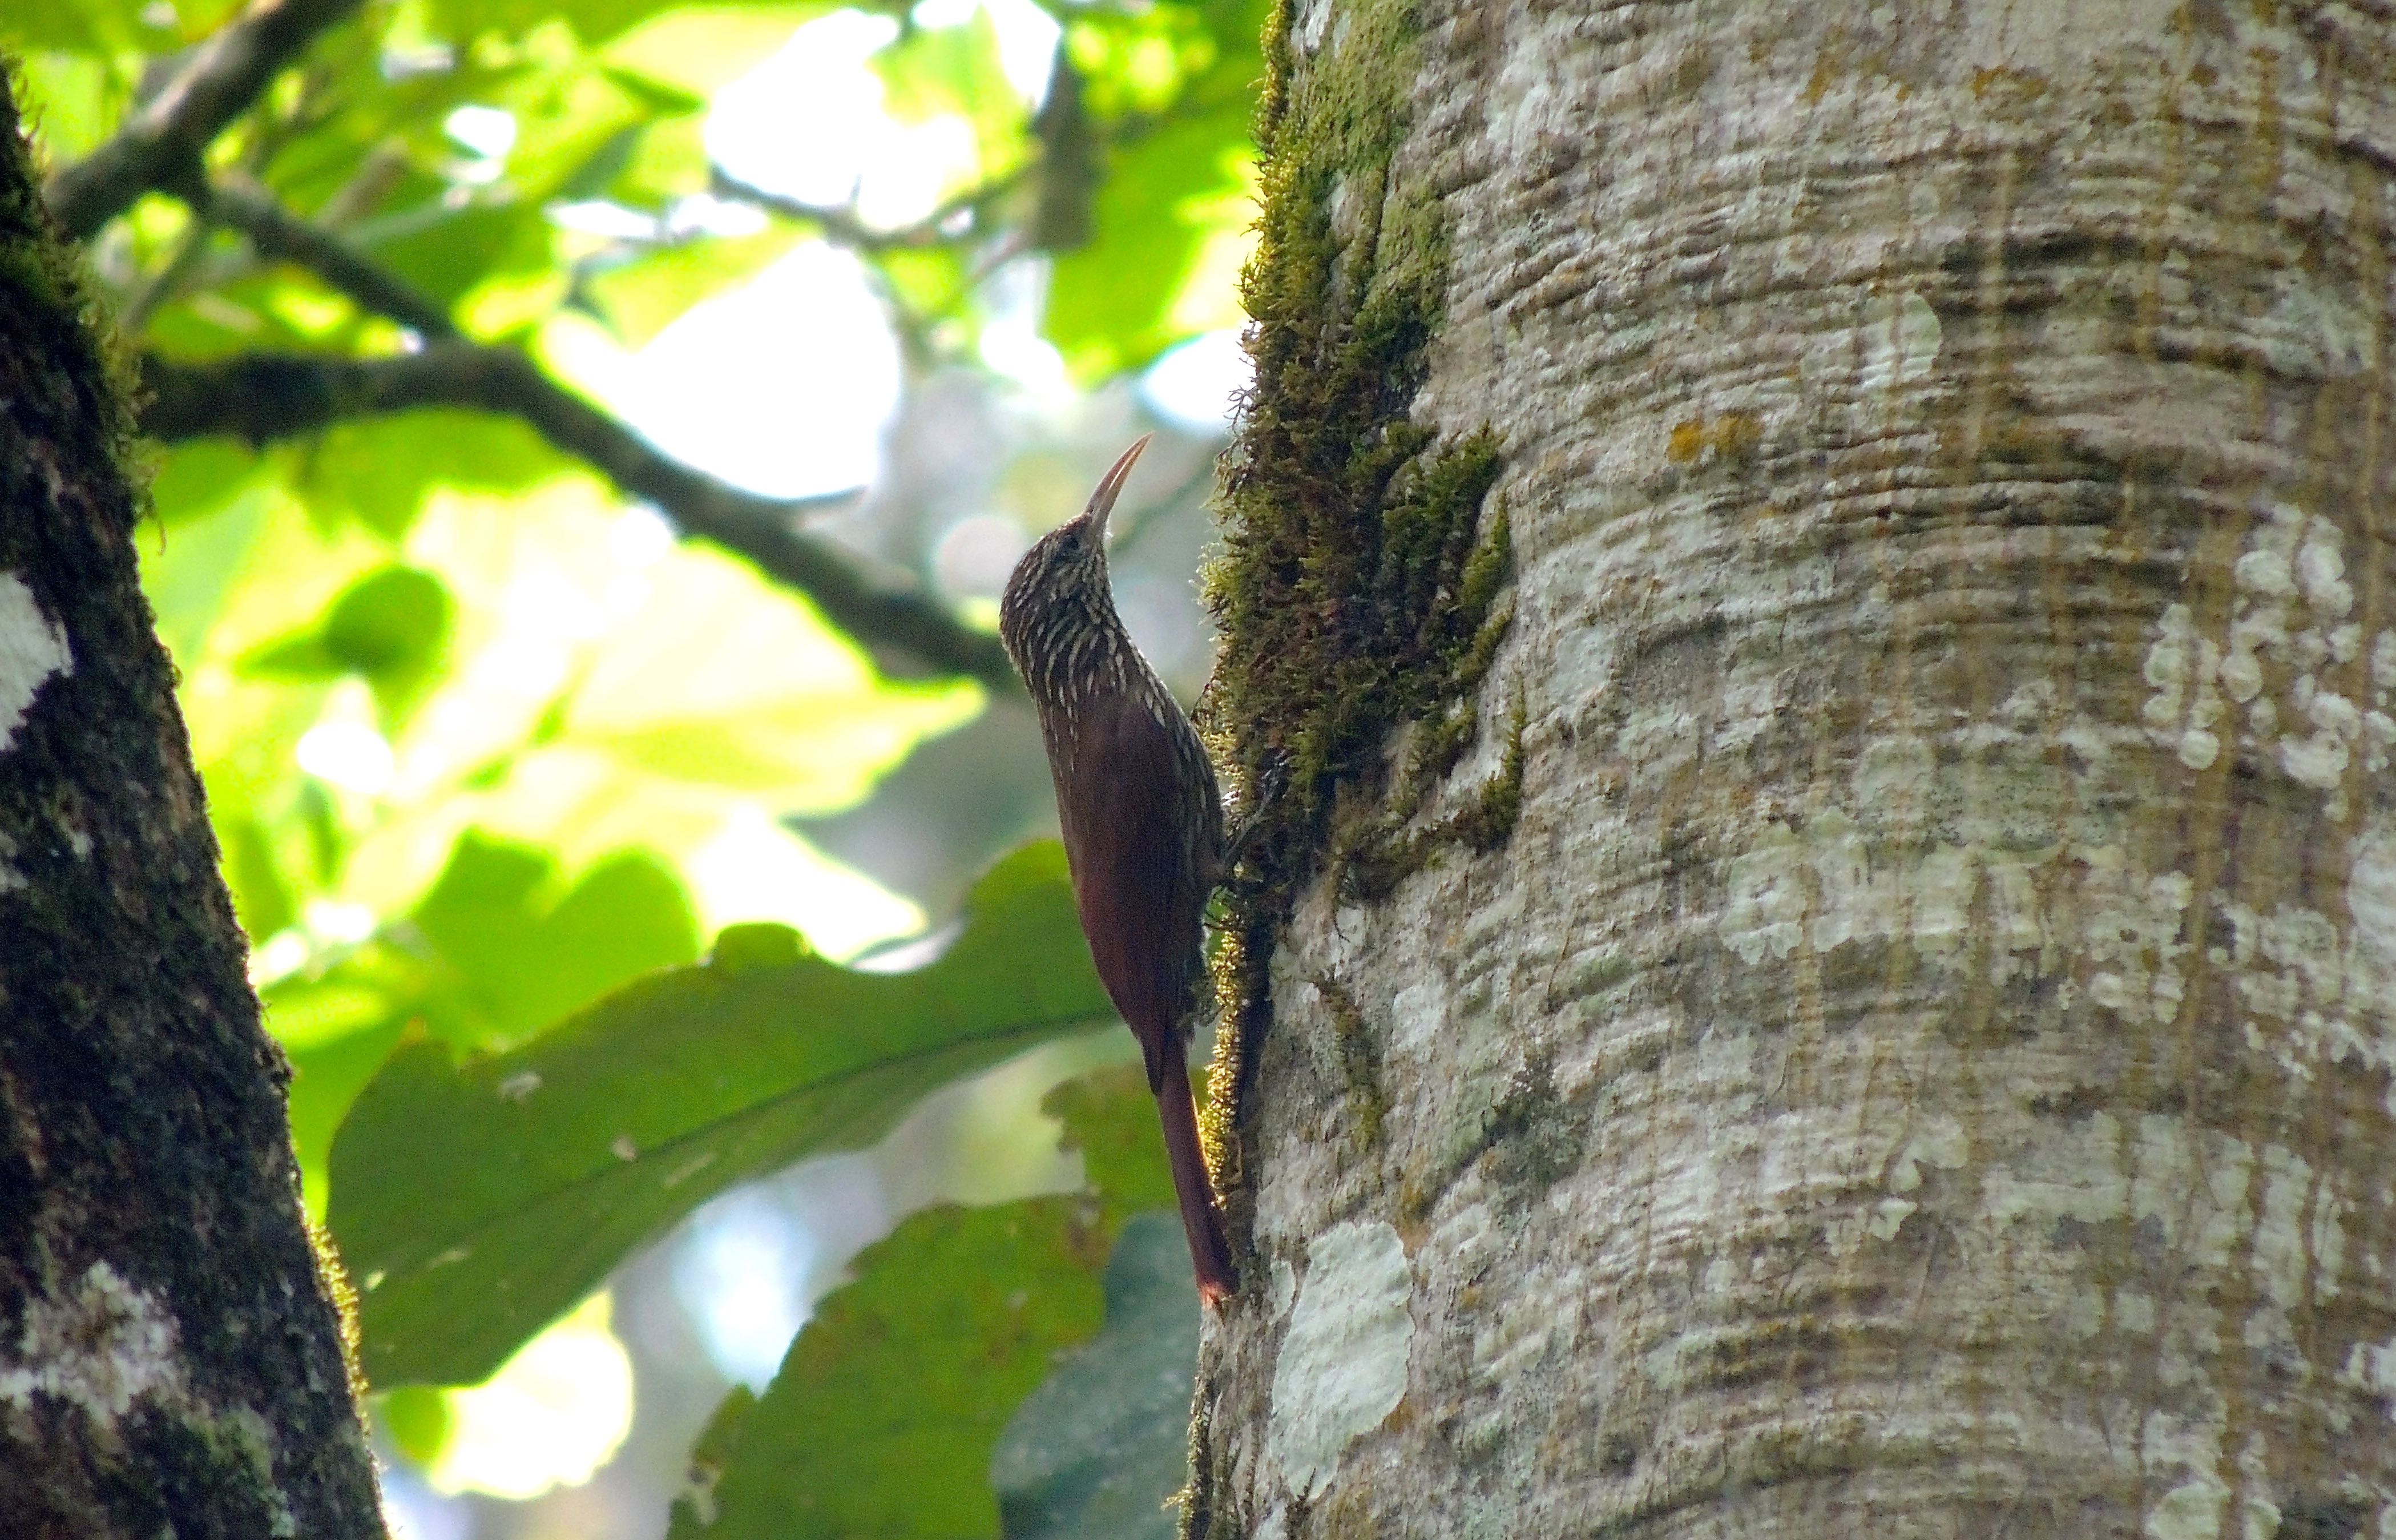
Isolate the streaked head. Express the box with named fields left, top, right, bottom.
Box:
left=998, top=434, right=1152, bottom=681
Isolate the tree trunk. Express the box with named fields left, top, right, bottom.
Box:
left=1197, top=1, right=2396, bottom=1535
left=0, top=75, right=385, bottom=1539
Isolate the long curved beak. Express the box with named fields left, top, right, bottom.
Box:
left=1084, top=433, right=1154, bottom=541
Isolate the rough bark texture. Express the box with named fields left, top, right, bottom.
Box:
left=1199, top=1, right=2396, bottom=1535
left=0, top=73, right=386, bottom=1540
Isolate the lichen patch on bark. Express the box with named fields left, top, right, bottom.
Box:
left=0, top=570, right=71, bottom=755
left=0, top=1261, right=184, bottom=1425
left=1264, top=1219, right=1413, bottom=1501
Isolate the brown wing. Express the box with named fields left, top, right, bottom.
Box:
left=1053, top=690, right=1212, bottom=1087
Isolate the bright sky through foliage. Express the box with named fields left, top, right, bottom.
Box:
left=675, top=1190, right=818, bottom=1388
left=588, top=0, right=1201, bottom=500
left=551, top=243, right=902, bottom=498
left=1142, top=327, right=1252, bottom=432
left=427, top=1293, right=635, bottom=1500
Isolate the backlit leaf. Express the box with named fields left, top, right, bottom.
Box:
left=330, top=842, right=1111, bottom=1386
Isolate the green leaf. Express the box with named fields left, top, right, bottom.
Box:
left=150, top=438, right=264, bottom=526
left=287, top=410, right=570, bottom=540
left=245, top=564, right=455, bottom=721
left=603, top=111, right=709, bottom=208
left=874, top=7, right=1024, bottom=177
left=595, top=63, right=707, bottom=117
left=1043, top=116, right=1250, bottom=380
left=580, top=224, right=802, bottom=346
left=873, top=243, right=970, bottom=323
left=322, top=566, right=451, bottom=674
left=1042, top=0, right=1268, bottom=378
left=9, top=52, right=123, bottom=166
left=380, top=1384, right=454, bottom=1468
left=410, top=833, right=701, bottom=1050
left=991, top=1213, right=1199, bottom=1540
left=222, top=815, right=299, bottom=944
left=330, top=841, right=1112, bottom=1386
left=668, top=1065, right=1191, bottom=1540
left=285, top=1014, right=410, bottom=1210
left=1040, top=1062, right=1182, bottom=1216
left=140, top=459, right=273, bottom=666
left=668, top=1198, right=1112, bottom=1540
left=603, top=6, right=824, bottom=96
left=433, top=0, right=727, bottom=47
left=2, top=0, right=157, bottom=54
left=147, top=264, right=360, bottom=360
left=366, top=196, right=556, bottom=313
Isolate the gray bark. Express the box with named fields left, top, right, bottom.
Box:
left=0, top=72, right=386, bottom=1540
left=1200, top=1, right=2396, bottom=1535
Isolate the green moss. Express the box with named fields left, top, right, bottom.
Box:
left=1179, top=1372, right=1229, bottom=1540
left=1201, top=0, right=1512, bottom=1115
left=1313, top=972, right=1385, bottom=1150
left=1481, top=1055, right=1576, bottom=1195
left=139, top=1404, right=299, bottom=1538
left=1338, top=683, right=1524, bottom=903
left=0, top=63, right=153, bottom=536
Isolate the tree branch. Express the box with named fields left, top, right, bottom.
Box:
left=708, top=167, right=1017, bottom=253
left=136, top=179, right=1017, bottom=689
left=45, top=0, right=368, bottom=240
left=141, top=345, right=1020, bottom=692
left=202, top=175, right=459, bottom=338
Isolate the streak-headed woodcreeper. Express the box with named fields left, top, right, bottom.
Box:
left=999, top=434, right=1240, bottom=1305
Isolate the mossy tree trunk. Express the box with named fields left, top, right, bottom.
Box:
left=0, top=74, right=385, bottom=1540
left=1196, top=1, right=2396, bottom=1534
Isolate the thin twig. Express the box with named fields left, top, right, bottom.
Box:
left=45, top=0, right=368, bottom=240
left=709, top=166, right=1018, bottom=253
left=119, top=218, right=215, bottom=332
left=201, top=175, right=457, bottom=338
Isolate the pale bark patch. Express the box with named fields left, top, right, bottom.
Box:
left=0, top=1261, right=185, bottom=1425
left=1958, top=0, right=2181, bottom=79
left=0, top=570, right=71, bottom=755
left=1266, top=1218, right=1414, bottom=1498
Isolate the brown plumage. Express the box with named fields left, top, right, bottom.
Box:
left=998, top=435, right=1238, bottom=1305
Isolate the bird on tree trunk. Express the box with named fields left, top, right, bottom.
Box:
left=998, top=435, right=1240, bottom=1305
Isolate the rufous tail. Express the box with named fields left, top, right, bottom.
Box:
left=1155, top=1067, right=1238, bottom=1305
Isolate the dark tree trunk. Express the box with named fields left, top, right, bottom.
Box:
left=0, top=71, right=386, bottom=1540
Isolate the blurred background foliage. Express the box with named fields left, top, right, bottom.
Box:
left=6, top=0, right=1264, bottom=1526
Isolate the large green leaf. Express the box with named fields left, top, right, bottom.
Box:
left=409, top=833, right=700, bottom=1049
left=243, top=563, right=455, bottom=723
left=669, top=1198, right=1112, bottom=1540
left=329, top=841, right=1112, bottom=1386
left=992, top=1213, right=1199, bottom=1540
left=667, top=1063, right=1198, bottom=1540
left=262, top=831, right=703, bottom=1213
